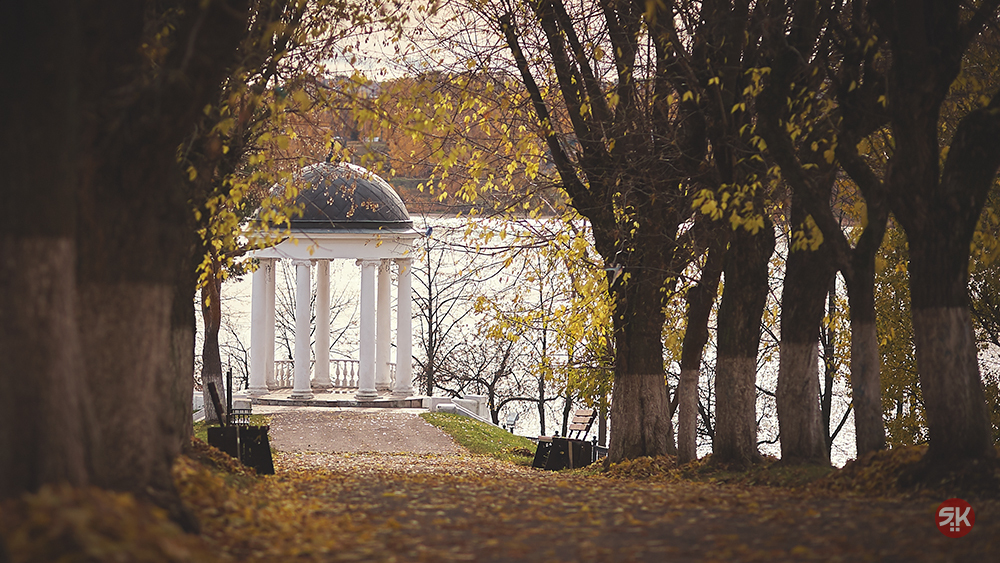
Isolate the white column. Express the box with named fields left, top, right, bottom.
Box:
left=356, top=259, right=379, bottom=400
left=290, top=259, right=313, bottom=400
left=313, top=260, right=332, bottom=390
left=375, top=259, right=393, bottom=391
left=392, top=257, right=414, bottom=397
left=248, top=259, right=268, bottom=396
left=264, top=258, right=277, bottom=390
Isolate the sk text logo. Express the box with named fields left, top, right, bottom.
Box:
left=936, top=498, right=975, bottom=538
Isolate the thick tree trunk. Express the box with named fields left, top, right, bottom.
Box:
left=907, top=240, right=994, bottom=462
left=895, top=105, right=1000, bottom=464
left=714, top=223, right=775, bottom=468
left=873, top=0, right=1000, bottom=466
left=166, top=254, right=199, bottom=446
left=0, top=2, right=91, bottom=498
left=201, top=270, right=226, bottom=424
left=76, top=284, right=175, bottom=486
left=0, top=241, right=91, bottom=498
left=677, top=241, right=724, bottom=464
left=73, top=0, right=248, bottom=514
left=3, top=1, right=247, bottom=511
left=776, top=201, right=834, bottom=465
left=607, top=259, right=677, bottom=463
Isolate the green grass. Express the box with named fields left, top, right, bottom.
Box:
left=420, top=412, right=538, bottom=466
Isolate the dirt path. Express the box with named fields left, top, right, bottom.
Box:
left=253, top=451, right=999, bottom=562
left=267, top=410, right=464, bottom=455
left=250, top=411, right=1000, bottom=561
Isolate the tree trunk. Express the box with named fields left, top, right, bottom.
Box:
left=907, top=238, right=994, bottom=462
left=714, top=222, right=775, bottom=468
left=0, top=1, right=91, bottom=498
left=201, top=268, right=226, bottom=424
left=3, top=1, right=248, bottom=512
left=537, top=367, right=546, bottom=437
left=776, top=200, right=834, bottom=465
left=80, top=1, right=246, bottom=520
left=845, top=225, right=887, bottom=456
left=598, top=396, right=608, bottom=447
left=821, top=279, right=836, bottom=453
left=0, top=241, right=91, bottom=498
left=677, top=240, right=724, bottom=464
left=607, top=256, right=677, bottom=463
left=163, top=265, right=197, bottom=448
left=872, top=0, right=1000, bottom=466
left=561, top=396, right=573, bottom=437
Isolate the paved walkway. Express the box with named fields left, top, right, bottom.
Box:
left=265, top=409, right=464, bottom=455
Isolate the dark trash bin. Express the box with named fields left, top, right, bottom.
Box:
left=205, top=382, right=274, bottom=475
left=238, top=425, right=275, bottom=475
left=207, top=426, right=239, bottom=459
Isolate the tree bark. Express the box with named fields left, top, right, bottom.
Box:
left=677, top=240, right=724, bottom=464
left=776, top=198, right=835, bottom=465
left=2, top=1, right=260, bottom=511
left=163, top=264, right=197, bottom=450
left=714, top=222, right=775, bottom=468
left=0, top=1, right=91, bottom=498
left=0, top=241, right=91, bottom=498
left=201, top=267, right=226, bottom=424
left=607, top=251, right=677, bottom=463
left=755, top=0, right=892, bottom=459
left=907, top=241, right=994, bottom=461
left=844, top=219, right=888, bottom=455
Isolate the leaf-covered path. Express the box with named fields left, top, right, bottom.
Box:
left=5, top=411, right=996, bottom=562
left=177, top=447, right=998, bottom=562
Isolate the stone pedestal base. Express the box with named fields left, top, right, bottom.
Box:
left=354, top=390, right=378, bottom=401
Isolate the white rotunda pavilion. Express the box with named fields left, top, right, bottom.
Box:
left=246, top=162, right=421, bottom=401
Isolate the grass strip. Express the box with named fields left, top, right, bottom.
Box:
left=420, top=412, right=537, bottom=466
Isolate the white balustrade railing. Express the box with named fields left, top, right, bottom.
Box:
left=270, top=359, right=396, bottom=390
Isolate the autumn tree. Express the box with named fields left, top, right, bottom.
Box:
left=752, top=0, right=895, bottom=461
left=469, top=222, right=615, bottom=436
left=637, top=0, right=787, bottom=468
left=492, top=0, right=716, bottom=462
left=870, top=0, right=1000, bottom=467
left=184, top=0, right=312, bottom=424
left=1, top=0, right=250, bottom=523
left=677, top=235, right=726, bottom=464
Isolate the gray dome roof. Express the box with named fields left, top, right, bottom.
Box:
left=287, top=162, right=411, bottom=230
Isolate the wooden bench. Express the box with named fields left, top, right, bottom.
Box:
left=531, top=408, right=596, bottom=470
